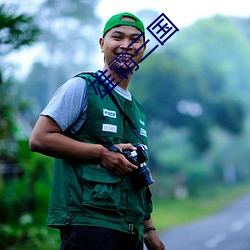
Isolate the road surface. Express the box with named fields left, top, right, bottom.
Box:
left=160, top=192, right=250, bottom=250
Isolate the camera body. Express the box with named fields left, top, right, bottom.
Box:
left=123, top=143, right=154, bottom=188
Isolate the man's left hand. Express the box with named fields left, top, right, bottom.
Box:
left=144, top=230, right=165, bottom=250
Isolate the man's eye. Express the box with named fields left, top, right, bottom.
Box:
left=131, top=37, right=141, bottom=42
left=113, top=36, right=122, bottom=40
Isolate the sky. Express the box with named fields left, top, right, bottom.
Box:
left=96, top=0, right=250, bottom=28
left=2, top=0, right=250, bottom=79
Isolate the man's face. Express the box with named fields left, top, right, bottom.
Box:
left=100, top=20, right=146, bottom=69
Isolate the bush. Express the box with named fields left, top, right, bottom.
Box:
left=0, top=140, right=58, bottom=249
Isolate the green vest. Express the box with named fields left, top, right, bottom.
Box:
left=47, top=72, right=152, bottom=239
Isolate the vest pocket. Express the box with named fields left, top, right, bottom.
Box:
left=81, top=164, right=121, bottom=211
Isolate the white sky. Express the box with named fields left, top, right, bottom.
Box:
left=2, top=0, right=250, bottom=79
left=96, top=0, right=250, bottom=28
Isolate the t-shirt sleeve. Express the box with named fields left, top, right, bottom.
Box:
left=41, top=77, right=88, bottom=133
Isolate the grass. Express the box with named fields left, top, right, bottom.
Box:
left=151, top=183, right=250, bottom=231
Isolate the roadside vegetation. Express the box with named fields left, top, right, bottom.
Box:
left=153, top=183, right=250, bottom=231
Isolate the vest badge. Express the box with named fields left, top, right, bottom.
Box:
left=102, top=124, right=117, bottom=133
left=103, top=109, right=116, bottom=118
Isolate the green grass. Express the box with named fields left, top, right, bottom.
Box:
left=152, top=183, right=250, bottom=231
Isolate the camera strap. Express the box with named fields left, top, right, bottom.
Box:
left=74, top=72, right=144, bottom=144
left=108, top=90, right=144, bottom=144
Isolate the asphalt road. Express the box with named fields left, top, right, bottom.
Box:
left=160, top=192, right=250, bottom=250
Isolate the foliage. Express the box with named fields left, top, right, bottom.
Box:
left=0, top=75, right=15, bottom=140
left=211, top=96, right=245, bottom=134
left=0, top=224, right=60, bottom=250
left=0, top=141, right=53, bottom=224
left=0, top=74, right=18, bottom=161
left=38, top=0, right=100, bottom=65
left=130, top=15, right=250, bottom=197
left=0, top=3, right=39, bottom=161
left=132, top=16, right=250, bottom=152
left=0, top=2, right=100, bottom=248
left=32, top=0, right=101, bottom=101
left=18, top=0, right=101, bottom=114
left=0, top=4, right=39, bottom=55
left=18, top=62, right=69, bottom=116
left=0, top=140, right=57, bottom=249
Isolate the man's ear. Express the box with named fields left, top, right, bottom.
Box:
left=99, top=37, right=104, bottom=52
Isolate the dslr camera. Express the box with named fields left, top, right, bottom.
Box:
left=123, top=143, right=154, bottom=188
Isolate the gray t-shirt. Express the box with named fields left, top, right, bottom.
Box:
left=41, top=77, right=132, bottom=134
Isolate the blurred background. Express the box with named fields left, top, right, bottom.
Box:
left=1, top=0, right=250, bottom=249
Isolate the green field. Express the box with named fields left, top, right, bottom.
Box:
left=152, top=183, right=250, bottom=231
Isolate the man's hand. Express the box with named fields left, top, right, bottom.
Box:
left=99, top=143, right=138, bottom=175
left=144, top=230, right=165, bottom=250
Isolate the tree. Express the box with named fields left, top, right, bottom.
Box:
left=35, top=0, right=101, bottom=99
left=131, top=15, right=249, bottom=153
left=18, top=0, right=101, bottom=113
left=0, top=4, right=39, bottom=56
left=0, top=3, right=39, bottom=161
left=128, top=15, right=250, bottom=195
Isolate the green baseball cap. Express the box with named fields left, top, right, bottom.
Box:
left=103, top=12, right=145, bottom=38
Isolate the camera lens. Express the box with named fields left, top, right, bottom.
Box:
left=137, top=164, right=155, bottom=188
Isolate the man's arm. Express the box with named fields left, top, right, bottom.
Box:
left=144, top=218, right=165, bottom=250
left=29, top=115, right=137, bottom=175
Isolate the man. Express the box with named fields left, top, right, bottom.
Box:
left=29, top=12, right=165, bottom=250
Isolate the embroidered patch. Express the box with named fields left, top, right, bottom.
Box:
left=103, top=109, right=116, bottom=118
left=140, top=128, right=147, bottom=137
left=102, top=124, right=117, bottom=133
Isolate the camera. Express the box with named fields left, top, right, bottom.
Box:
left=123, top=143, right=154, bottom=188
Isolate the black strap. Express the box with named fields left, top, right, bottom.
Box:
left=108, top=91, right=143, bottom=142
left=75, top=72, right=144, bottom=143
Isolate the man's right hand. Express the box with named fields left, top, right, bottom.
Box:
left=99, top=143, right=138, bottom=175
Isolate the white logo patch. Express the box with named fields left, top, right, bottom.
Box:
left=140, top=128, right=147, bottom=137
left=140, top=119, right=145, bottom=126
left=102, top=124, right=117, bottom=133
left=103, top=109, right=116, bottom=118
